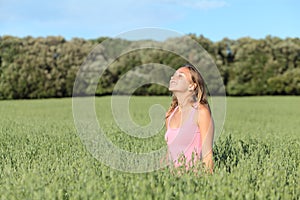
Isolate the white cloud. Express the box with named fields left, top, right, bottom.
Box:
left=186, top=0, right=228, bottom=9
left=160, top=0, right=228, bottom=10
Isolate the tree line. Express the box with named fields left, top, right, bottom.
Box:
left=0, top=34, right=299, bottom=99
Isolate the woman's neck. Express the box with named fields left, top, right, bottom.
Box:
left=175, top=93, right=193, bottom=110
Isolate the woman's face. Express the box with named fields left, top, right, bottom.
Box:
left=169, top=67, right=192, bottom=92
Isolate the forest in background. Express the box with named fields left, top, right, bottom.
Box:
left=0, top=34, right=299, bottom=99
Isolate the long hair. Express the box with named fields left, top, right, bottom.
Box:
left=166, top=64, right=209, bottom=119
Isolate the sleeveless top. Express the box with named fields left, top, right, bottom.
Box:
left=165, top=105, right=202, bottom=167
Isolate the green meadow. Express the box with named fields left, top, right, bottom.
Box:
left=0, top=96, right=299, bottom=199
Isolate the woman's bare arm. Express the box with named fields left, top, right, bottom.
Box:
left=197, top=104, right=214, bottom=173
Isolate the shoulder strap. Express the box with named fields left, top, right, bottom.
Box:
left=168, top=106, right=178, bottom=128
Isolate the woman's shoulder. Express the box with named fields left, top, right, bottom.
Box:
left=193, top=102, right=210, bottom=111
left=194, top=103, right=213, bottom=128
left=194, top=103, right=211, bottom=117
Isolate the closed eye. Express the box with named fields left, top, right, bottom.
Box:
left=171, top=72, right=186, bottom=79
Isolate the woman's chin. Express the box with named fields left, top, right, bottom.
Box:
left=169, top=87, right=175, bottom=92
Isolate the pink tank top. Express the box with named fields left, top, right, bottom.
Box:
left=165, top=105, right=202, bottom=167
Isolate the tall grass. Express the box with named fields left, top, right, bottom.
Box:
left=0, top=96, right=299, bottom=199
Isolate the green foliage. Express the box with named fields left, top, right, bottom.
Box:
left=0, top=96, right=299, bottom=199
left=267, top=68, right=300, bottom=94
left=0, top=35, right=300, bottom=99
left=0, top=36, right=93, bottom=99
left=223, top=36, right=300, bottom=96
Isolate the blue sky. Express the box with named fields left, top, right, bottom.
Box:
left=0, top=0, right=299, bottom=41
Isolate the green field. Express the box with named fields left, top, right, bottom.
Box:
left=0, top=96, right=299, bottom=199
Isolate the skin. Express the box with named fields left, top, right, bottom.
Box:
left=166, top=67, right=214, bottom=173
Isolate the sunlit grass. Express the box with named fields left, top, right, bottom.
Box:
left=0, top=96, right=299, bottom=199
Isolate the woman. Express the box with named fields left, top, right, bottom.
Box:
left=165, top=64, right=214, bottom=173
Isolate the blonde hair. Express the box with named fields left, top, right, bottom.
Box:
left=166, top=64, right=209, bottom=119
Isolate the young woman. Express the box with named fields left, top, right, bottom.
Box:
left=165, top=64, right=214, bottom=173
